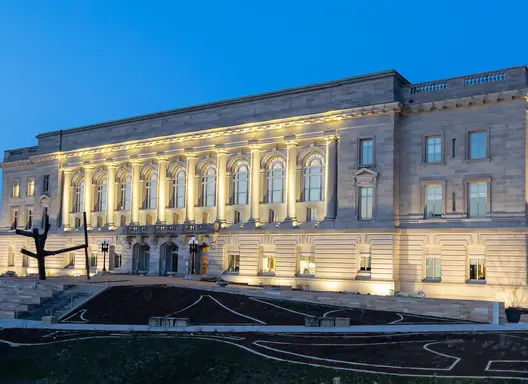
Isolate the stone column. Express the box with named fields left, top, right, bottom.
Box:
left=215, top=145, right=228, bottom=225
left=62, top=169, right=73, bottom=230
left=130, top=160, right=141, bottom=225
left=185, top=152, right=197, bottom=223
left=106, top=163, right=116, bottom=229
left=245, top=141, right=261, bottom=229
left=322, top=132, right=338, bottom=226
left=283, top=136, right=298, bottom=227
left=157, top=157, right=168, bottom=224
left=83, top=166, right=93, bottom=229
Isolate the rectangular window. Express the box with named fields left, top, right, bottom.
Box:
left=469, top=258, right=486, bottom=280
left=269, top=209, right=276, bottom=223
left=426, top=136, right=442, bottom=163
left=25, top=208, right=33, bottom=229
left=425, top=257, right=441, bottom=279
left=469, top=131, right=487, bottom=159
left=22, top=253, right=29, bottom=268
left=359, top=254, right=371, bottom=272
left=234, top=210, right=241, bottom=224
left=113, top=252, right=122, bottom=269
left=260, top=255, right=275, bottom=273
left=359, top=187, right=373, bottom=220
left=66, top=253, right=75, bottom=268
left=90, top=253, right=97, bottom=268
left=43, top=175, right=50, bottom=194
left=27, top=178, right=35, bottom=197
left=12, top=180, right=20, bottom=198
left=425, top=185, right=442, bottom=218
left=299, top=251, right=315, bottom=275
left=360, top=139, right=373, bottom=166
left=306, top=208, right=316, bottom=222
left=468, top=183, right=487, bottom=218
left=11, top=208, right=19, bottom=230
left=227, top=254, right=240, bottom=273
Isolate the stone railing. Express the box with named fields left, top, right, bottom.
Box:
left=464, top=71, right=506, bottom=86
left=125, top=223, right=216, bottom=236
left=410, top=80, right=448, bottom=94
left=403, top=66, right=527, bottom=104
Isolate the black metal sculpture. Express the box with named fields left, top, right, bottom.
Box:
left=15, top=212, right=90, bottom=281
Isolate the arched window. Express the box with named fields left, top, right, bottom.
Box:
left=171, top=170, right=186, bottom=208
left=144, top=173, right=157, bottom=210
left=94, top=178, right=107, bottom=212
left=73, top=180, right=85, bottom=213
left=233, top=161, right=249, bottom=205
left=118, top=176, right=131, bottom=211
left=201, top=165, right=216, bottom=207
left=267, top=157, right=285, bottom=203
left=303, top=153, right=324, bottom=201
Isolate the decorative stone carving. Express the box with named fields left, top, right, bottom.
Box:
left=352, top=168, right=378, bottom=186
left=39, top=194, right=52, bottom=208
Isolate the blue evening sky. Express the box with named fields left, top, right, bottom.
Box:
left=1, top=0, right=528, bottom=203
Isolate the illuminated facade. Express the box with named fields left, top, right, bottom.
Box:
left=2, top=66, right=528, bottom=304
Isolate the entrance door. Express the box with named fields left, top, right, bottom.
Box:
left=133, top=244, right=150, bottom=275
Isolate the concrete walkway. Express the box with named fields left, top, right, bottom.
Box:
left=1, top=318, right=527, bottom=334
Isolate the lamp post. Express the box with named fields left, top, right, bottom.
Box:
left=188, top=236, right=198, bottom=275
left=101, top=241, right=109, bottom=272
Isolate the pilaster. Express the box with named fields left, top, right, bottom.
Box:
left=156, top=156, right=168, bottom=224
left=83, top=165, right=94, bottom=230
left=215, top=145, right=228, bottom=226
left=106, top=162, right=117, bottom=229
left=130, top=160, right=141, bottom=225
left=320, top=131, right=338, bottom=228
left=185, top=151, right=197, bottom=223
left=62, top=169, right=73, bottom=230
left=283, top=136, right=298, bottom=228
left=245, top=140, right=262, bottom=229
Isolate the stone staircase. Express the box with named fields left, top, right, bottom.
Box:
left=20, top=284, right=106, bottom=320
left=0, top=280, right=68, bottom=318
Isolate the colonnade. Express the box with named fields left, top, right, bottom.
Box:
left=61, top=134, right=338, bottom=230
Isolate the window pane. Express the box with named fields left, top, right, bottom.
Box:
left=426, top=258, right=434, bottom=278
left=469, top=183, right=487, bottom=217
left=470, top=132, right=486, bottom=159
left=359, top=187, right=373, bottom=220
left=425, top=185, right=442, bottom=218
left=434, top=258, right=441, bottom=279
left=426, top=137, right=442, bottom=162
left=360, top=139, right=373, bottom=165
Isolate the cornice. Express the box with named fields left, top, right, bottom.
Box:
left=1, top=102, right=402, bottom=170
left=402, top=89, right=527, bottom=115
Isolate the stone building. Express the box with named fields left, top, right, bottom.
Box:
left=1, top=66, right=528, bottom=304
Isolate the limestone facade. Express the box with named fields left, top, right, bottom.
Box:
left=1, top=66, right=528, bottom=305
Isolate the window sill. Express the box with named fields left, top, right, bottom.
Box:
left=423, top=218, right=446, bottom=223
left=259, top=272, right=276, bottom=277
left=356, top=273, right=371, bottom=280
left=466, top=279, right=486, bottom=285
left=464, top=217, right=492, bottom=222
left=467, top=157, right=491, bottom=163
left=422, top=278, right=441, bottom=283
left=359, top=163, right=376, bottom=168
left=297, top=273, right=315, bottom=278
left=223, top=271, right=240, bottom=275
left=423, top=161, right=446, bottom=166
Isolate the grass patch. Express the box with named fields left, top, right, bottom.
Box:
left=0, top=336, right=516, bottom=384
